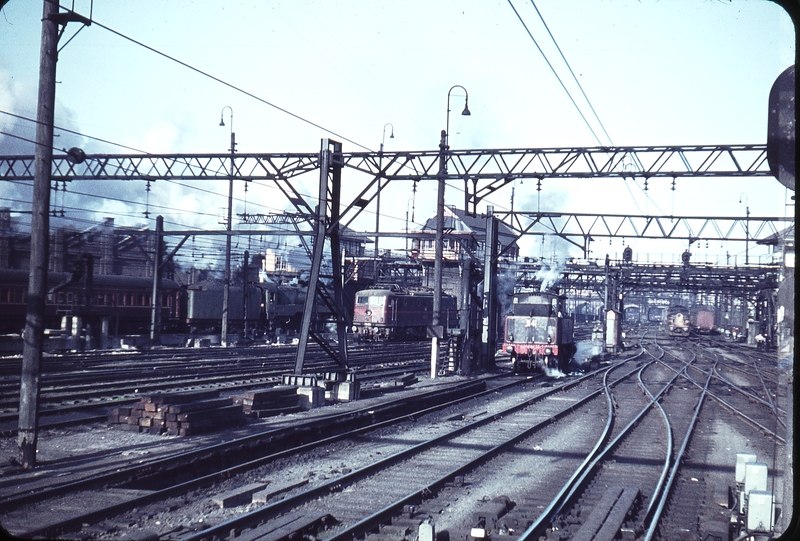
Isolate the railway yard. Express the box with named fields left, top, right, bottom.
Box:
left=1, top=3, right=795, bottom=540
left=0, top=330, right=790, bottom=541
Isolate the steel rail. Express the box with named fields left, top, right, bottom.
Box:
left=3, top=377, right=494, bottom=519
left=178, top=364, right=643, bottom=541
left=518, top=334, right=700, bottom=540
left=655, top=344, right=785, bottom=443
left=643, top=357, right=717, bottom=540
left=636, top=340, right=675, bottom=520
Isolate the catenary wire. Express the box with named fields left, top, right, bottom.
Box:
left=508, top=0, right=662, bottom=215
left=54, top=3, right=373, bottom=152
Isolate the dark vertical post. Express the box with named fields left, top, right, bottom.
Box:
left=242, top=250, right=249, bottom=339
left=459, top=258, right=473, bottom=375
left=222, top=131, right=235, bottom=347
left=150, top=216, right=164, bottom=345
left=481, top=206, right=499, bottom=370
left=431, top=130, right=447, bottom=378
left=327, top=142, right=349, bottom=364
left=18, top=0, right=59, bottom=469
left=294, top=139, right=332, bottom=375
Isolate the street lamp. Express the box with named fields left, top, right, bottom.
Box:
left=376, top=123, right=394, bottom=258
left=219, top=106, right=236, bottom=346
left=445, top=85, right=471, bottom=149
left=432, top=85, right=470, bottom=378
left=739, top=193, right=749, bottom=265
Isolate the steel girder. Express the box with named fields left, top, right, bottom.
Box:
left=293, top=139, right=349, bottom=374
left=1, top=144, right=771, bottom=216
left=492, top=211, right=791, bottom=249
left=511, top=261, right=779, bottom=297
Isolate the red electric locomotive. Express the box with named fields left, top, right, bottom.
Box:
left=352, top=286, right=458, bottom=341
left=503, top=290, right=576, bottom=373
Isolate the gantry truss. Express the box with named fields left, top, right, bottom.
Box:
left=2, top=142, right=785, bottom=372
left=0, top=143, right=772, bottom=215
left=512, top=261, right=779, bottom=297
left=493, top=211, right=792, bottom=253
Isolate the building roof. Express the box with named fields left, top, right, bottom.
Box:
left=757, top=224, right=795, bottom=247
left=416, top=206, right=518, bottom=246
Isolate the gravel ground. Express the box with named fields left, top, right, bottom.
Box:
left=0, top=373, right=517, bottom=539
left=81, top=378, right=549, bottom=540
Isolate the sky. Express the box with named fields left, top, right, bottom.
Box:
left=0, top=0, right=795, bottom=272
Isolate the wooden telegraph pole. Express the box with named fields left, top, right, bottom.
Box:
left=18, top=0, right=60, bottom=468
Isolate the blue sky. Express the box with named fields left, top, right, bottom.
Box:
left=0, top=0, right=795, bottom=267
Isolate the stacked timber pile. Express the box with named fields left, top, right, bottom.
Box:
left=234, top=385, right=303, bottom=418
left=107, top=390, right=247, bottom=436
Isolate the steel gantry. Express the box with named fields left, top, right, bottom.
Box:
left=0, top=143, right=772, bottom=217
left=0, top=142, right=782, bottom=373
left=491, top=211, right=792, bottom=256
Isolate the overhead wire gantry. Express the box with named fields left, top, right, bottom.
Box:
left=0, top=141, right=780, bottom=374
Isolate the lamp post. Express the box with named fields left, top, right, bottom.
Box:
left=739, top=193, right=749, bottom=265
left=432, top=85, right=470, bottom=378
left=219, top=106, right=236, bottom=347
left=376, top=123, right=394, bottom=258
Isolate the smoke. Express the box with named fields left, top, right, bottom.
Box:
left=535, top=261, right=564, bottom=292
left=497, top=268, right=517, bottom=315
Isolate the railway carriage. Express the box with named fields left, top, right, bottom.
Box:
left=183, top=282, right=266, bottom=334
left=503, top=290, right=576, bottom=373
left=690, top=308, right=715, bottom=334
left=0, top=268, right=181, bottom=336
left=352, top=286, right=458, bottom=341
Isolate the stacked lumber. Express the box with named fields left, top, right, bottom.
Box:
left=235, top=385, right=303, bottom=418
left=107, top=390, right=247, bottom=436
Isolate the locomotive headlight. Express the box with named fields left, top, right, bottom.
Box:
left=506, top=346, right=514, bottom=353
left=545, top=347, right=553, bottom=356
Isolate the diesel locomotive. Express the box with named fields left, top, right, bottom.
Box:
left=667, top=305, right=691, bottom=336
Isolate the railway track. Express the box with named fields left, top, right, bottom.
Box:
left=0, top=375, right=509, bottom=538
left=0, top=333, right=786, bottom=540
left=77, top=355, right=637, bottom=539
left=0, top=342, right=433, bottom=433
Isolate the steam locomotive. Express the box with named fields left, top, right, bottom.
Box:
left=351, top=285, right=458, bottom=341
left=503, top=290, right=576, bottom=373
left=183, top=280, right=310, bottom=335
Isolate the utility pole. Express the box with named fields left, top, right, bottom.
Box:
left=150, top=216, right=164, bottom=345
left=219, top=112, right=235, bottom=347
left=242, top=250, right=249, bottom=340
left=18, top=0, right=59, bottom=469
left=431, top=130, right=447, bottom=379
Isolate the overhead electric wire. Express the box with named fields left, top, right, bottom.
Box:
left=2, top=107, right=443, bottom=238
left=54, top=3, right=372, bottom=152
left=506, top=0, right=604, bottom=147
left=1, top=108, right=319, bottom=218
left=507, top=0, right=663, bottom=216
left=527, top=0, right=614, bottom=147
left=1, top=108, right=316, bottom=208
